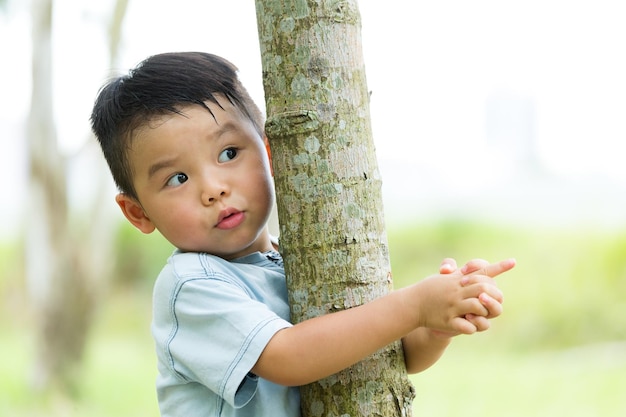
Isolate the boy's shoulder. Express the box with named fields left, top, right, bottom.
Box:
left=164, top=250, right=238, bottom=281
left=163, top=249, right=283, bottom=282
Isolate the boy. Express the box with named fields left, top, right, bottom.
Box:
left=90, top=52, right=515, bottom=416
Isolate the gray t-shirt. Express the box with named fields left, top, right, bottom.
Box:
left=152, top=250, right=300, bottom=416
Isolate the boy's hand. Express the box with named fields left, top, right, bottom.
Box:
left=416, top=257, right=515, bottom=335
left=440, top=258, right=514, bottom=316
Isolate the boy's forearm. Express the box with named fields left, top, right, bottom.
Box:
left=401, top=327, right=452, bottom=374
left=252, top=287, right=419, bottom=386
left=251, top=262, right=509, bottom=385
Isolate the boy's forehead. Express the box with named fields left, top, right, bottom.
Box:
left=175, top=97, right=244, bottom=122
left=131, top=99, right=226, bottom=135
left=130, top=98, right=253, bottom=149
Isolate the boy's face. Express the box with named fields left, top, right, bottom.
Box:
left=116, top=97, right=275, bottom=260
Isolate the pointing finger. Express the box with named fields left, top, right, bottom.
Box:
left=467, top=258, right=516, bottom=279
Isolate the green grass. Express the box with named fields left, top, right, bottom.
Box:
left=0, top=289, right=159, bottom=417
left=411, top=337, right=626, bottom=416
left=1, top=220, right=625, bottom=416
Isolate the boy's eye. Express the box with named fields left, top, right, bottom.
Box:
left=166, top=173, right=188, bottom=187
left=218, top=147, right=238, bottom=163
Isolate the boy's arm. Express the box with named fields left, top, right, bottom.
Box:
left=252, top=287, right=425, bottom=386
left=401, top=328, right=452, bottom=374
left=251, top=259, right=514, bottom=386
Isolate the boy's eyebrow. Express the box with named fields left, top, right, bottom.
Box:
left=214, top=122, right=236, bottom=137
left=148, top=158, right=177, bottom=179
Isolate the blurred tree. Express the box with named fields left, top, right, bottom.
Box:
left=25, top=0, right=129, bottom=393
left=255, top=1, right=414, bottom=416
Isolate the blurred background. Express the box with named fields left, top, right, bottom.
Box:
left=1, top=0, right=625, bottom=416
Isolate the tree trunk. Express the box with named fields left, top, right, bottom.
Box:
left=255, top=1, right=415, bottom=416
left=25, top=0, right=129, bottom=393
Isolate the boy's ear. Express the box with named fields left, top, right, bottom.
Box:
left=115, top=193, right=156, bottom=234
left=264, top=136, right=273, bottom=176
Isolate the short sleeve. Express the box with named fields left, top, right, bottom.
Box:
left=162, top=276, right=291, bottom=409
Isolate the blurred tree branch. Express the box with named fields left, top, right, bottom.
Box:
left=25, top=0, right=129, bottom=394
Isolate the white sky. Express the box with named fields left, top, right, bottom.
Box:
left=1, top=0, right=626, bottom=239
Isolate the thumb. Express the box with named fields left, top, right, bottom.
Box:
left=439, top=257, right=458, bottom=274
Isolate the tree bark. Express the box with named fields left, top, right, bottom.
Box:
left=255, top=1, right=415, bottom=415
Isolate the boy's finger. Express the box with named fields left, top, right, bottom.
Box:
left=440, top=257, right=458, bottom=274
left=460, top=258, right=490, bottom=274
left=479, top=292, right=503, bottom=317
left=470, top=258, right=516, bottom=278
left=465, top=314, right=491, bottom=332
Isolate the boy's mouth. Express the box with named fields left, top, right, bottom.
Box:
left=216, top=208, right=245, bottom=229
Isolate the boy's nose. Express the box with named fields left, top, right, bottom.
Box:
left=201, top=175, right=229, bottom=205
left=205, top=190, right=226, bottom=204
